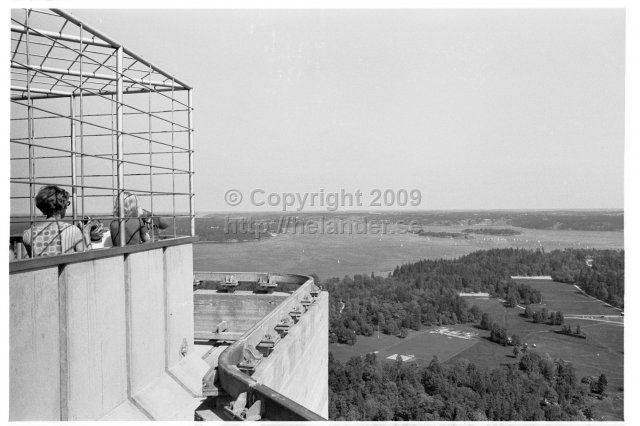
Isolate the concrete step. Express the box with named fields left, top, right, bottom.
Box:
left=169, top=354, right=211, bottom=397
left=133, top=374, right=202, bottom=420
left=100, top=399, right=151, bottom=421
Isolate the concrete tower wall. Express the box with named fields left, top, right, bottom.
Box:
left=9, top=266, right=62, bottom=420
left=62, top=256, right=128, bottom=420
left=213, top=274, right=329, bottom=420
left=252, top=292, right=329, bottom=418
left=9, top=240, right=204, bottom=421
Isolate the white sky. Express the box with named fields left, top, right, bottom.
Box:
left=62, top=8, right=625, bottom=212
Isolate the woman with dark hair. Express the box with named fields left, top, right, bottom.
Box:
left=22, top=185, right=90, bottom=257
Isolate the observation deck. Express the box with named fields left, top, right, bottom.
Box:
left=9, top=9, right=327, bottom=422
left=9, top=246, right=328, bottom=420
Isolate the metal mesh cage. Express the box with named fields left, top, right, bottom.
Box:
left=10, top=8, right=195, bottom=257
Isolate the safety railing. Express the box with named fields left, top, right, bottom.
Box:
left=10, top=8, right=194, bottom=260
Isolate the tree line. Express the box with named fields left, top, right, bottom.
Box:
left=391, top=248, right=623, bottom=307
left=327, top=248, right=624, bottom=344
left=329, top=351, right=597, bottom=421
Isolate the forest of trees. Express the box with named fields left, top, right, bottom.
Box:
left=329, top=351, right=596, bottom=421
left=392, top=248, right=623, bottom=307
left=325, top=271, right=483, bottom=344
left=326, top=248, right=622, bottom=344
left=326, top=248, right=622, bottom=420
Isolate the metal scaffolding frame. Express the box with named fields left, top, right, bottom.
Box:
left=10, top=8, right=195, bottom=257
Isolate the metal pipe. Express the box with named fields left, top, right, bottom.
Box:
left=11, top=86, right=188, bottom=102
left=12, top=171, right=190, bottom=179
left=188, top=89, right=195, bottom=237
left=11, top=110, right=190, bottom=119
left=79, top=24, right=85, bottom=221
left=70, top=96, right=77, bottom=222
left=11, top=139, right=192, bottom=173
left=11, top=129, right=191, bottom=141
left=170, top=78, right=176, bottom=238
left=10, top=179, right=193, bottom=196
left=11, top=42, right=107, bottom=65
left=25, top=10, right=35, bottom=241
left=11, top=86, right=187, bottom=102
left=11, top=61, right=179, bottom=88
left=148, top=64, right=154, bottom=242
left=11, top=23, right=112, bottom=47
left=11, top=99, right=192, bottom=152
left=116, top=46, right=125, bottom=247
left=11, top=209, right=192, bottom=218
left=11, top=85, right=72, bottom=97
left=50, top=9, right=192, bottom=90
left=13, top=66, right=192, bottom=131
left=12, top=11, right=192, bottom=110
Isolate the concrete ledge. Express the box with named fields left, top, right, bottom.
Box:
left=133, top=373, right=201, bottom=420
left=100, top=350, right=210, bottom=420
left=169, top=354, right=212, bottom=397
left=100, top=400, right=150, bottom=421
left=10, top=236, right=198, bottom=274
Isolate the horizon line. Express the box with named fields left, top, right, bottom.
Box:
left=195, top=207, right=624, bottom=214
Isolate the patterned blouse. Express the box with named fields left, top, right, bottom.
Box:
left=22, top=219, right=85, bottom=257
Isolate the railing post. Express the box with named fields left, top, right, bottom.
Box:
left=25, top=9, right=35, bottom=235
left=70, top=95, right=77, bottom=222
left=116, top=46, right=125, bottom=247
left=188, top=89, right=195, bottom=237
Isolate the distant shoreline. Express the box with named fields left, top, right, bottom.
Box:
left=196, top=208, right=624, bottom=215
left=510, top=275, right=553, bottom=280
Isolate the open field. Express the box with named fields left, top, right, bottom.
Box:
left=330, top=326, right=478, bottom=364
left=513, top=278, right=623, bottom=316
left=451, top=292, right=623, bottom=420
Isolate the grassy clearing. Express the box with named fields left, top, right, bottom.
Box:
left=513, top=279, right=622, bottom=316
left=330, top=326, right=478, bottom=364
left=455, top=287, right=623, bottom=420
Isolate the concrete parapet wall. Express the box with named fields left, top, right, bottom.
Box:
left=62, top=257, right=128, bottom=419
left=9, top=266, right=61, bottom=420
left=253, top=292, right=329, bottom=418
left=128, top=250, right=166, bottom=396
left=9, top=242, right=200, bottom=421
left=165, top=245, right=195, bottom=367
